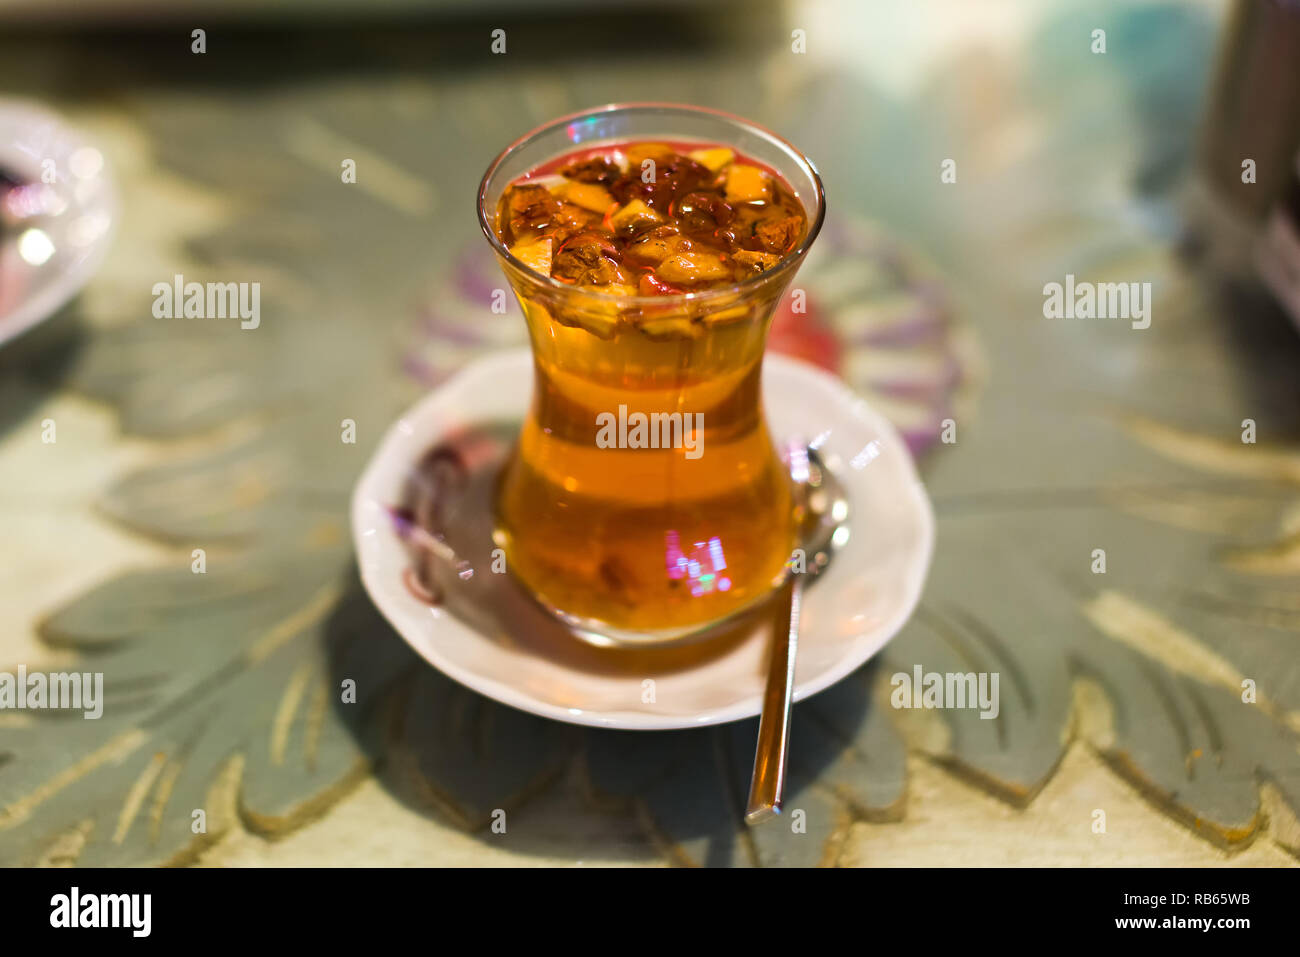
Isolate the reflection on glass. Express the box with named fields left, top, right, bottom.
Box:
left=666, top=530, right=733, bottom=597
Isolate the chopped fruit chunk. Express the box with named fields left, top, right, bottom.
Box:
left=504, top=184, right=562, bottom=240
left=586, top=260, right=630, bottom=285
left=676, top=191, right=734, bottom=232
left=565, top=289, right=634, bottom=337
left=555, top=257, right=625, bottom=286
left=510, top=237, right=553, bottom=276
left=639, top=315, right=703, bottom=340
left=657, top=252, right=731, bottom=284
left=558, top=156, right=621, bottom=184
left=609, top=198, right=663, bottom=235
left=563, top=309, right=621, bottom=339
left=732, top=249, right=780, bottom=276
left=558, top=180, right=616, bottom=213
left=724, top=164, right=771, bottom=203
left=546, top=206, right=600, bottom=244
left=625, top=225, right=690, bottom=264
left=553, top=202, right=599, bottom=231
left=552, top=229, right=633, bottom=286
left=528, top=174, right=569, bottom=193
left=688, top=147, right=735, bottom=172
left=508, top=183, right=557, bottom=213
left=702, top=304, right=752, bottom=325
left=639, top=273, right=682, bottom=296
left=753, top=215, right=803, bottom=253
left=626, top=142, right=675, bottom=165
left=610, top=154, right=712, bottom=211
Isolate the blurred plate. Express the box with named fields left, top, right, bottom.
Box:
left=0, top=99, right=116, bottom=346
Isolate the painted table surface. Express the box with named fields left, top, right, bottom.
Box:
left=2, top=1, right=1299, bottom=867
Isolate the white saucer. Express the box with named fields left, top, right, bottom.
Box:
left=351, top=348, right=934, bottom=730
left=0, top=99, right=117, bottom=346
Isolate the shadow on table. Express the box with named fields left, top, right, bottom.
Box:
left=321, top=562, right=878, bottom=865
left=0, top=300, right=89, bottom=438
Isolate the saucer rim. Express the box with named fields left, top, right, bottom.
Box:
left=351, top=348, right=935, bottom=730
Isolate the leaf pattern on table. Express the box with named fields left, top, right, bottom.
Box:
left=3, top=0, right=1298, bottom=867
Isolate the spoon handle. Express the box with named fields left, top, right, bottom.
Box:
left=745, top=573, right=803, bottom=825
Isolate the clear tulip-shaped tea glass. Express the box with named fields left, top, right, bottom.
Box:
left=478, top=103, right=825, bottom=646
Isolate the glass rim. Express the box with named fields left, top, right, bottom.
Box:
left=476, top=101, right=827, bottom=308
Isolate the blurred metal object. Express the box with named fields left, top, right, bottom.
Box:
left=1200, top=0, right=1300, bottom=221
left=1192, top=1, right=1300, bottom=328
left=1257, top=162, right=1300, bottom=328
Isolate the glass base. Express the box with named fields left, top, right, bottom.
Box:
left=526, top=572, right=786, bottom=649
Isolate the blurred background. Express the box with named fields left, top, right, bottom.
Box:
left=2, top=0, right=1300, bottom=868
